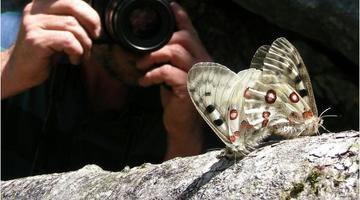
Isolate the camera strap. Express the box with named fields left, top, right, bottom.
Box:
left=31, top=60, right=70, bottom=175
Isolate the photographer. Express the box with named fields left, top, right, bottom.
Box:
left=1, top=0, right=212, bottom=180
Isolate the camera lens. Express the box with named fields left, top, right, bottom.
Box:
left=105, top=0, right=175, bottom=53
left=129, top=7, right=161, bottom=39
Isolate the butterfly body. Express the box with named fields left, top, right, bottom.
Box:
left=187, top=38, right=323, bottom=157
left=269, top=114, right=322, bottom=138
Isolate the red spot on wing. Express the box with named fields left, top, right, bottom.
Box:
left=262, top=111, right=271, bottom=118
left=262, top=111, right=270, bottom=127
left=265, top=89, right=277, bottom=104
left=240, top=120, right=253, bottom=129
left=244, top=87, right=251, bottom=99
left=262, top=118, right=269, bottom=127
left=233, top=131, right=241, bottom=137
left=287, top=117, right=295, bottom=125
left=229, top=109, right=238, bottom=120
left=229, top=135, right=236, bottom=143
left=289, top=92, right=300, bottom=103
left=303, top=111, right=314, bottom=119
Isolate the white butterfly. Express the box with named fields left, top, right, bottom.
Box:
left=187, top=37, right=327, bottom=157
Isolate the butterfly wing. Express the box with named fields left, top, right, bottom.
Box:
left=233, top=45, right=277, bottom=148
left=187, top=62, right=239, bottom=145
left=188, top=38, right=320, bottom=157
left=187, top=62, right=260, bottom=154
left=244, top=38, right=318, bottom=137
left=244, top=81, right=311, bottom=128
left=227, top=68, right=262, bottom=153
left=250, top=45, right=270, bottom=70
left=261, top=37, right=318, bottom=115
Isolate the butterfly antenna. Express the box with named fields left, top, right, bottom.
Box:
left=321, top=114, right=339, bottom=118
left=319, top=107, right=332, bottom=118
left=320, top=124, right=331, bottom=133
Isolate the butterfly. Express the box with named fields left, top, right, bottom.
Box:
left=187, top=37, right=328, bottom=157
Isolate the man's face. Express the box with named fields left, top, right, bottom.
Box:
left=91, top=44, right=145, bottom=86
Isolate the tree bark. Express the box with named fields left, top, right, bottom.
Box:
left=1, top=131, right=359, bottom=199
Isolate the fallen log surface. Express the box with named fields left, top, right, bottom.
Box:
left=2, top=131, right=359, bottom=199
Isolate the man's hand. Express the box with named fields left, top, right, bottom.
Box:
left=137, top=2, right=212, bottom=159
left=1, top=0, right=100, bottom=99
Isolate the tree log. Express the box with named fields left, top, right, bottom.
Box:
left=1, top=131, right=359, bottom=199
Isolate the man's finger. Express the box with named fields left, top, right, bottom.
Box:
left=37, top=14, right=92, bottom=59
left=138, top=64, right=187, bottom=87
left=171, top=2, right=196, bottom=34
left=32, top=0, right=101, bottom=38
left=36, top=29, right=84, bottom=65
left=136, top=44, right=194, bottom=72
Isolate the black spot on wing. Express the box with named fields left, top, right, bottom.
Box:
left=205, top=91, right=211, bottom=96
left=214, top=119, right=224, bottom=126
left=194, top=101, right=200, bottom=106
left=299, top=89, right=308, bottom=97
left=287, top=66, right=293, bottom=74
left=294, top=75, right=302, bottom=84
left=206, top=105, right=216, bottom=113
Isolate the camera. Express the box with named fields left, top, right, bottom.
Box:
left=90, top=0, right=175, bottom=54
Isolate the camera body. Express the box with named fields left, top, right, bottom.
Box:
left=90, top=0, right=175, bottom=54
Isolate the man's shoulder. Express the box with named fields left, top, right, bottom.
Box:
left=1, top=11, right=22, bottom=50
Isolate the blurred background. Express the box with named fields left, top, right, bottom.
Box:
left=2, top=0, right=358, bottom=134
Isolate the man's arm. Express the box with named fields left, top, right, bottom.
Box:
left=137, top=2, right=212, bottom=159
left=1, top=0, right=101, bottom=99
left=1, top=45, right=27, bottom=99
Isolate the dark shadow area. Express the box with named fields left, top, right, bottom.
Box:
left=176, top=156, right=236, bottom=200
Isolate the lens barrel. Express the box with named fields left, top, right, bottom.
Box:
left=100, top=0, right=175, bottom=53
